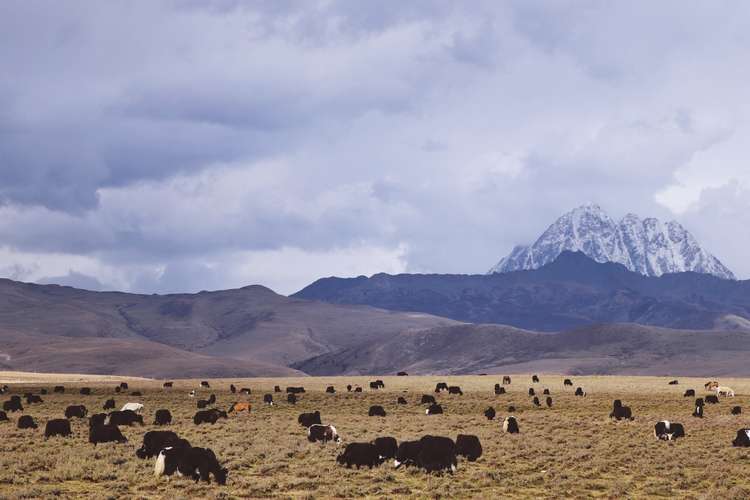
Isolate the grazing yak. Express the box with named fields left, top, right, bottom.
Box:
left=54, top=386, right=65, bottom=394
left=373, top=437, right=398, bottom=460
left=274, top=385, right=281, bottom=393
left=337, top=442, right=381, bottom=469
left=507, top=405, right=516, bottom=413
left=115, top=387, right=121, bottom=393
left=163, top=382, right=173, bottom=388
left=325, top=386, right=335, bottom=394
left=108, top=410, right=144, bottom=426
left=448, top=386, right=463, bottom=395
left=502, top=376, right=511, bottom=385
left=542, top=388, right=550, bottom=395
left=731, top=406, right=742, bottom=415
left=546, top=397, right=553, bottom=407
left=494, top=384, right=506, bottom=395
left=732, top=429, right=750, bottom=447
left=89, top=424, right=127, bottom=445
left=346, top=385, right=352, bottom=392
left=45, top=418, right=71, bottom=438
left=532, top=375, right=540, bottom=383
left=397, top=397, right=407, bottom=405
left=575, top=387, right=586, bottom=397
left=683, top=389, right=695, bottom=398
left=3, top=398, right=22, bottom=412
left=119, top=383, right=129, bottom=390
left=434, top=382, right=449, bottom=393
left=137, top=430, right=190, bottom=459
left=503, top=416, right=519, bottom=434
left=65, top=405, right=88, bottom=419
left=26, top=394, right=43, bottom=404
left=307, top=424, right=341, bottom=444
left=354, top=387, right=363, bottom=393
left=120, top=402, right=144, bottom=413
left=456, top=434, right=482, bottom=462
left=18, top=415, right=37, bottom=429
left=154, top=446, right=228, bottom=485
left=421, top=394, right=436, bottom=405
left=369, top=380, right=385, bottom=390
left=130, top=391, right=142, bottom=396
left=89, top=413, right=107, bottom=428
left=193, top=409, right=228, bottom=425
left=286, top=387, right=305, bottom=394
left=564, top=379, right=573, bottom=387
left=397, top=371, right=408, bottom=376
left=705, top=395, right=720, bottom=404
left=189, top=390, right=196, bottom=398
left=610, top=400, right=634, bottom=421
left=704, top=381, right=719, bottom=391
left=80, top=387, right=92, bottom=395
left=263, top=394, right=274, bottom=405
left=368, top=405, right=386, bottom=417
left=532, top=397, right=541, bottom=407
left=715, top=386, right=735, bottom=397
left=528, top=388, right=535, bottom=397
left=0, top=411, right=8, bottom=422
left=415, top=435, right=458, bottom=473
left=393, top=440, right=421, bottom=468
left=103, top=399, right=115, bottom=410
left=287, top=394, right=297, bottom=404
left=668, top=380, right=679, bottom=385
left=240, top=388, right=251, bottom=395
left=654, top=421, right=685, bottom=441
left=200, top=381, right=210, bottom=388
left=298, top=411, right=321, bottom=428
left=484, top=407, right=496, bottom=420
left=426, top=403, right=444, bottom=415
left=230, top=384, right=236, bottom=394
left=693, top=398, right=704, bottom=418
left=394, top=436, right=456, bottom=473
left=154, top=409, right=172, bottom=425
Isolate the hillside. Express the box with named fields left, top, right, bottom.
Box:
left=293, top=251, right=750, bottom=332
left=294, top=323, right=750, bottom=377
left=0, top=279, right=457, bottom=377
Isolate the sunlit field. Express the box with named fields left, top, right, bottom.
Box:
left=1, top=372, right=749, bottom=499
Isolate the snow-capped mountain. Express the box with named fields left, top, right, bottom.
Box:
left=489, top=204, right=736, bottom=279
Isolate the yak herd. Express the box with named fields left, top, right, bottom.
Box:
left=1, top=375, right=749, bottom=488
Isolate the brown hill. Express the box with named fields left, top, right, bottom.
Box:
left=0, top=279, right=457, bottom=377
left=293, top=323, right=750, bottom=377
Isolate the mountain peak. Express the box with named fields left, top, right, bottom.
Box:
left=489, top=205, right=735, bottom=280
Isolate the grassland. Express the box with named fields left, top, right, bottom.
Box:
left=0, top=372, right=749, bottom=499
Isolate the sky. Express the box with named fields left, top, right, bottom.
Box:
left=1, top=1, right=750, bottom=295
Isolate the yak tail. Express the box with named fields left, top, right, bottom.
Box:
left=154, top=451, right=166, bottom=477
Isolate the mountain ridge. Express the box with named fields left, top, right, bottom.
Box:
left=293, top=250, right=750, bottom=332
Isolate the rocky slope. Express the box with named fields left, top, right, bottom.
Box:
left=489, top=204, right=735, bottom=279
left=294, top=323, right=750, bottom=377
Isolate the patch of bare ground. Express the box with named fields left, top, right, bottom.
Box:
left=0, top=374, right=749, bottom=498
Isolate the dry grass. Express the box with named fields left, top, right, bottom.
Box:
left=0, top=373, right=749, bottom=499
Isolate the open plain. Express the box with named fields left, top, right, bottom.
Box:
left=0, top=372, right=749, bottom=499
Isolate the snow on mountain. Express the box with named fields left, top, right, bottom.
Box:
left=489, top=203, right=736, bottom=279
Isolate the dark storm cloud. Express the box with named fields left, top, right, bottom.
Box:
left=0, top=1, right=748, bottom=293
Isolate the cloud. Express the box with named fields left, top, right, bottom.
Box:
left=0, top=1, right=748, bottom=294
